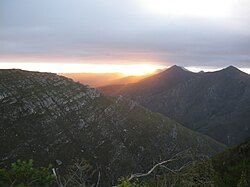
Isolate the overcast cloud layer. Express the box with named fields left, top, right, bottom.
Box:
left=1, top=0, right=250, bottom=68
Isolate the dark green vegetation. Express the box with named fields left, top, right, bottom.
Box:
left=118, top=139, right=250, bottom=187
left=0, top=159, right=54, bottom=187
left=172, top=139, right=250, bottom=186
left=99, top=65, right=250, bottom=146
left=1, top=139, right=248, bottom=187
left=0, top=69, right=225, bottom=186
left=210, top=139, right=250, bottom=186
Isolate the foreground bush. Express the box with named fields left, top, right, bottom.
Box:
left=0, top=159, right=54, bottom=187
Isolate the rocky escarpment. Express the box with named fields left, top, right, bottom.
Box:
left=0, top=69, right=225, bottom=185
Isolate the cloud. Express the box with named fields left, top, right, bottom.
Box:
left=0, top=0, right=250, bottom=68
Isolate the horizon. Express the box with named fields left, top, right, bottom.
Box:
left=0, top=63, right=250, bottom=76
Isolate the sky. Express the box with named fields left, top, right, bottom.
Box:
left=1, top=0, right=250, bottom=74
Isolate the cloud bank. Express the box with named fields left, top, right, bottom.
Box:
left=1, top=0, right=250, bottom=68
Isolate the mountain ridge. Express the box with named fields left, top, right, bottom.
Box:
left=0, top=69, right=225, bottom=185
left=99, top=65, right=250, bottom=146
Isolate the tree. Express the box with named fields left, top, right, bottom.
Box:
left=53, top=159, right=100, bottom=187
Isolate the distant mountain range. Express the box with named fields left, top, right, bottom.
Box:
left=0, top=69, right=225, bottom=185
left=59, top=72, right=124, bottom=87
left=60, top=69, right=164, bottom=87
left=99, top=65, right=250, bottom=146
left=59, top=72, right=148, bottom=87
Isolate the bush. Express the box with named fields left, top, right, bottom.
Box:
left=0, top=159, right=54, bottom=187
left=118, top=179, right=138, bottom=187
left=117, top=178, right=149, bottom=187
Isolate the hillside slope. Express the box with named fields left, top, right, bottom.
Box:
left=143, top=139, right=250, bottom=187
left=210, top=139, right=250, bottom=186
left=100, top=66, right=250, bottom=146
left=179, top=139, right=250, bottom=186
left=0, top=69, right=225, bottom=185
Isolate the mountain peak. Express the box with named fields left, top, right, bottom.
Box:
left=167, top=65, right=191, bottom=73
left=145, top=65, right=195, bottom=83
left=225, top=65, right=239, bottom=70
left=221, top=66, right=243, bottom=74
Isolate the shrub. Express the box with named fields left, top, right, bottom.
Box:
left=0, top=159, right=54, bottom=187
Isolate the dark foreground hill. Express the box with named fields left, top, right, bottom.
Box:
left=208, top=139, right=250, bottom=186
left=178, top=139, right=250, bottom=186
left=137, top=139, right=250, bottom=187
left=0, top=69, right=225, bottom=185
left=100, top=65, right=250, bottom=146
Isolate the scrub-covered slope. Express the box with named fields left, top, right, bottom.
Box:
left=0, top=69, right=225, bottom=185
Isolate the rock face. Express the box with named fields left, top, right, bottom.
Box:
left=0, top=69, right=225, bottom=185
left=100, top=65, right=250, bottom=146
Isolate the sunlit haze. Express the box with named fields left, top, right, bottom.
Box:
left=0, top=63, right=249, bottom=75
left=0, top=63, right=164, bottom=76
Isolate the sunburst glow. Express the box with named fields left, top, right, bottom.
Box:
left=138, top=0, right=235, bottom=18
left=0, top=63, right=164, bottom=76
